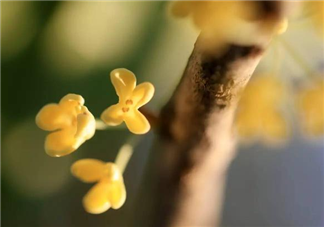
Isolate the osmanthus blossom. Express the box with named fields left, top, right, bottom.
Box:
left=71, top=159, right=126, bottom=214
left=36, top=94, right=96, bottom=157
left=171, top=1, right=254, bottom=29
left=171, top=1, right=254, bottom=54
left=235, top=76, right=289, bottom=143
left=101, top=68, right=155, bottom=134
left=297, top=79, right=324, bottom=136
left=170, top=1, right=288, bottom=56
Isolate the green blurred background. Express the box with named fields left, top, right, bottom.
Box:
left=1, top=1, right=323, bottom=227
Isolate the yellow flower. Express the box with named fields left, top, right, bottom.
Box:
left=236, top=76, right=289, bottom=143
left=171, top=1, right=254, bottom=55
left=71, top=159, right=126, bottom=214
left=101, top=68, right=155, bottom=134
left=171, top=1, right=252, bottom=30
left=36, top=94, right=96, bottom=157
left=297, top=80, right=324, bottom=136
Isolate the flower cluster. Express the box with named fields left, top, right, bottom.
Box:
left=232, top=1, right=324, bottom=145
left=236, top=75, right=324, bottom=144
left=36, top=68, right=154, bottom=214
left=235, top=76, right=289, bottom=143
left=170, top=1, right=288, bottom=56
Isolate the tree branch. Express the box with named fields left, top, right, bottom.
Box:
left=132, top=2, right=292, bottom=226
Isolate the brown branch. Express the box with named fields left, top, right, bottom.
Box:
left=130, top=2, right=293, bottom=227
left=153, top=42, right=264, bottom=227
left=139, top=107, right=160, bottom=129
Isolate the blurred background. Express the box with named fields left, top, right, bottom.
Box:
left=1, top=1, right=323, bottom=227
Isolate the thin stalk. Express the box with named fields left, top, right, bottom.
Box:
left=115, top=135, right=141, bottom=173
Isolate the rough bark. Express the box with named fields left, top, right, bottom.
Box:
left=132, top=2, right=291, bottom=226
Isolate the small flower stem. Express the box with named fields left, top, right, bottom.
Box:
left=278, top=37, right=316, bottom=77
left=114, top=135, right=141, bottom=173
left=95, top=119, right=126, bottom=130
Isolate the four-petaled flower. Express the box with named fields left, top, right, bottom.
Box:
left=235, top=76, right=289, bottom=143
left=297, top=79, right=324, bottom=136
left=71, top=159, right=126, bottom=214
left=36, top=94, right=96, bottom=157
left=101, top=68, right=155, bottom=134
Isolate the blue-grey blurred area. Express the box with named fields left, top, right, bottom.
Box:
left=223, top=138, right=323, bottom=227
left=1, top=1, right=323, bottom=227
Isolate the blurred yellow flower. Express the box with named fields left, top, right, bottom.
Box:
left=306, top=1, right=324, bottom=36
left=171, top=1, right=252, bottom=30
left=171, top=1, right=253, bottom=54
left=101, top=68, right=155, bottom=134
left=297, top=80, right=324, bottom=136
left=236, top=76, right=289, bottom=143
left=36, top=94, right=95, bottom=157
left=71, top=159, right=126, bottom=214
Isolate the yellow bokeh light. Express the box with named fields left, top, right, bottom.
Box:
left=3, top=120, right=72, bottom=198
left=41, top=2, right=153, bottom=78
left=2, top=2, right=39, bottom=60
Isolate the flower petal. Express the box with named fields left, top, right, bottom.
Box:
left=71, top=159, right=107, bottom=183
left=83, top=181, right=111, bottom=214
left=60, top=93, right=85, bottom=106
left=124, top=109, right=150, bottom=134
left=36, top=104, right=68, bottom=131
left=101, top=104, right=124, bottom=126
left=45, top=128, right=79, bottom=157
left=110, top=68, right=136, bottom=101
left=108, top=179, right=126, bottom=209
left=132, top=82, right=155, bottom=109
left=75, top=109, right=96, bottom=140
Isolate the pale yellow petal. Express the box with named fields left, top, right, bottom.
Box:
left=104, top=163, right=121, bottom=181
left=108, top=180, right=126, bottom=209
left=60, top=93, right=85, bottom=106
left=124, top=109, right=150, bottom=134
left=35, top=104, right=67, bottom=131
left=100, top=104, right=124, bottom=126
left=45, top=128, right=78, bottom=157
left=110, top=68, right=136, bottom=101
left=132, top=82, right=155, bottom=108
left=71, top=159, right=107, bottom=183
left=83, top=181, right=111, bottom=214
left=75, top=109, right=96, bottom=140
